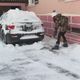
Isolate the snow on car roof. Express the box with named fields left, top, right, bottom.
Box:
left=1, top=8, right=42, bottom=24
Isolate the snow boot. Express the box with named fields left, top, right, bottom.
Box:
left=52, top=44, right=59, bottom=50
left=63, top=42, right=68, bottom=47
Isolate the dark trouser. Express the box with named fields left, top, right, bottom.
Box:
left=56, top=31, right=67, bottom=45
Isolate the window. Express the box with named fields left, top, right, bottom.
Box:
left=35, top=0, right=39, bottom=4
left=64, top=0, right=73, bottom=1
left=59, top=0, right=77, bottom=2
left=28, top=0, right=39, bottom=6
left=72, top=28, right=80, bottom=33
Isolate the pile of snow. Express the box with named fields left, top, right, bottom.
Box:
left=68, top=44, right=80, bottom=60
left=43, top=36, right=80, bottom=61
left=0, top=36, right=80, bottom=80
left=0, top=42, right=27, bottom=64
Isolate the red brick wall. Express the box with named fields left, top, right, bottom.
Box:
left=38, top=15, right=54, bottom=37
left=38, top=14, right=80, bottom=44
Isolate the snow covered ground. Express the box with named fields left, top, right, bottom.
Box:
left=0, top=36, right=80, bottom=80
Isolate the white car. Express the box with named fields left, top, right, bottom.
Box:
left=0, top=8, right=44, bottom=45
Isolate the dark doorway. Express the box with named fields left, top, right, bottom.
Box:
left=0, top=6, right=21, bottom=16
left=10, top=6, right=21, bottom=9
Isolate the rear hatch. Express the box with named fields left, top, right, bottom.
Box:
left=1, top=8, right=44, bottom=34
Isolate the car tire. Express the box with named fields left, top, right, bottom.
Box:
left=39, top=35, right=44, bottom=41
left=1, top=30, right=4, bottom=40
left=2, top=32, right=11, bottom=44
left=3, top=34, right=7, bottom=44
left=2, top=32, right=15, bottom=45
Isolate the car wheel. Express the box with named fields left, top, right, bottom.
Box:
left=3, top=34, right=7, bottom=44
left=0, top=30, right=2, bottom=40
left=0, top=30, right=3, bottom=40
left=2, top=32, right=11, bottom=44
left=1, top=30, right=4, bottom=40
left=5, top=34, right=12, bottom=44
left=39, top=35, right=44, bottom=41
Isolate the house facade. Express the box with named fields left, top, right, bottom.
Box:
left=0, top=0, right=80, bottom=43
left=27, top=0, right=80, bottom=44
left=27, top=0, right=80, bottom=14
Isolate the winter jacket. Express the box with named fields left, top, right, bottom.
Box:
left=53, top=14, right=69, bottom=32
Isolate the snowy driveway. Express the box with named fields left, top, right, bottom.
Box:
left=0, top=36, right=80, bottom=80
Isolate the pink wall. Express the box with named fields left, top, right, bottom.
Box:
left=27, top=0, right=80, bottom=44
left=27, top=0, right=80, bottom=14
left=38, top=14, right=80, bottom=44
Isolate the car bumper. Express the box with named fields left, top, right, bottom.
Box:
left=6, top=32, right=44, bottom=44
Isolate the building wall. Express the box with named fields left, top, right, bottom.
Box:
left=27, top=0, right=80, bottom=14
left=27, top=0, right=80, bottom=44
left=38, top=14, right=80, bottom=44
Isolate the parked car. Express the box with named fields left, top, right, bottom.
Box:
left=0, top=8, right=44, bottom=44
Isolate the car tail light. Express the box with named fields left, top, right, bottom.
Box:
left=7, top=25, right=15, bottom=30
